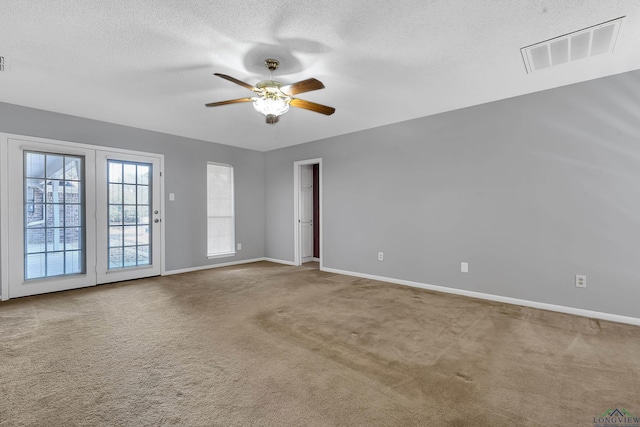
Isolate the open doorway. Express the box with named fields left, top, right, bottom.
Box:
left=293, top=158, right=322, bottom=267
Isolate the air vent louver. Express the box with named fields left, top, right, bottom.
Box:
left=521, top=16, right=624, bottom=73
left=0, top=56, right=4, bottom=72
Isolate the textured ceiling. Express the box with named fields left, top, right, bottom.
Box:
left=1, top=1, right=639, bottom=151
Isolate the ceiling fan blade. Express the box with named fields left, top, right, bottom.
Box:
left=205, top=97, right=254, bottom=107
left=214, top=73, right=257, bottom=92
left=290, top=98, right=336, bottom=115
left=280, top=78, right=325, bottom=96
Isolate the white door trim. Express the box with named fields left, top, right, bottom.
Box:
left=293, top=158, right=322, bottom=268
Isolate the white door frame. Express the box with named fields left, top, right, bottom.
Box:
left=293, top=158, right=322, bottom=267
left=0, top=132, right=164, bottom=301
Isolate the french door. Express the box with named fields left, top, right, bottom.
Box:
left=95, top=151, right=161, bottom=284
left=4, top=137, right=162, bottom=299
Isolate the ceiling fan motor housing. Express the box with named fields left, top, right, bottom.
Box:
left=264, top=58, right=279, bottom=72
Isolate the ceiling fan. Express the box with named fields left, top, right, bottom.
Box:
left=205, top=58, right=335, bottom=124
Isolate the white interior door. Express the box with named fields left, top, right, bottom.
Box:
left=7, top=139, right=97, bottom=298
left=95, top=151, right=161, bottom=284
left=3, top=136, right=163, bottom=299
left=300, top=164, right=313, bottom=263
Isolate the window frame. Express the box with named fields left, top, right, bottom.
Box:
left=206, top=162, right=236, bottom=259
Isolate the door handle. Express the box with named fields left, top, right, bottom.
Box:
left=154, top=219, right=160, bottom=223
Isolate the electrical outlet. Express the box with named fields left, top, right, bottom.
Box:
left=378, top=252, right=383, bottom=261
left=575, top=274, right=586, bottom=288
left=237, top=243, right=242, bottom=251
left=461, top=262, right=469, bottom=273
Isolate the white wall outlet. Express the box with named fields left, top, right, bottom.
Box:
left=169, top=193, right=175, bottom=201
left=237, top=243, right=242, bottom=251
left=378, top=252, right=384, bottom=261
left=575, top=274, right=586, bottom=288
left=461, top=262, right=469, bottom=273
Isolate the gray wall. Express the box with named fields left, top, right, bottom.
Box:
left=265, top=69, right=640, bottom=319
left=0, top=103, right=265, bottom=271
left=3, top=68, right=639, bottom=318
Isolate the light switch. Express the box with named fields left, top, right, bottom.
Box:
left=169, top=193, right=175, bottom=201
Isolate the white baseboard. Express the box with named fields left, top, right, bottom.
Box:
left=321, top=266, right=640, bottom=327
left=263, top=258, right=297, bottom=266
left=163, top=258, right=266, bottom=275
left=312, top=257, right=320, bottom=262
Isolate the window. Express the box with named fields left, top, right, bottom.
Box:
left=24, top=151, right=85, bottom=279
left=107, top=160, right=152, bottom=269
left=207, top=163, right=235, bottom=258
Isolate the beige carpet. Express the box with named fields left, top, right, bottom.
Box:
left=0, top=261, right=638, bottom=426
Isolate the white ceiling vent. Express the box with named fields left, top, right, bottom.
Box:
left=521, top=16, right=624, bottom=74
left=0, top=56, right=5, bottom=72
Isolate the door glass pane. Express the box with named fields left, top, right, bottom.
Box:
left=65, top=205, right=82, bottom=227
left=137, top=206, right=149, bottom=225
left=109, top=162, right=122, bottom=183
left=107, top=160, right=152, bottom=270
left=137, top=186, right=149, bottom=205
left=137, top=165, right=149, bottom=185
left=65, top=227, right=82, bottom=250
left=26, top=253, right=45, bottom=279
left=47, top=252, right=65, bottom=276
left=123, top=164, right=137, bottom=184
left=124, top=247, right=137, bottom=267
left=137, top=246, right=149, bottom=264
left=65, top=181, right=82, bottom=204
left=109, top=226, right=123, bottom=247
left=24, top=151, right=86, bottom=280
left=123, top=206, right=137, bottom=225
left=65, top=157, right=82, bottom=180
left=109, top=183, right=122, bottom=204
left=137, top=226, right=149, bottom=245
left=123, top=185, right=136, bottom=204
left=109, top=247, right=123, bottom=269
left=109, top=206, right=123, bottom=225
left=123, top=225, right=137, bottom=246
left=26, top=153, right=45, bottom=178
left=46, top=156, right=64, bottom=179
left=66, top=251, right=82, bottom=274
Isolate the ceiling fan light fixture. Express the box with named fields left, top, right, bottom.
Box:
left=252, top=96, right=290, bottom=117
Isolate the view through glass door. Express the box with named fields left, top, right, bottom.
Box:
left=5, top=137, right=162, bottom=299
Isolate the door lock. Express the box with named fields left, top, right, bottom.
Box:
left=154, top=219, right=160, bottom=223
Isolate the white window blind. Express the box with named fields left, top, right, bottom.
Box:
left=207, top=163, right=235, bottom=257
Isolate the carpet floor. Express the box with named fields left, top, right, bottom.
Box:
left=0, top=261, right=638, bottom=426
